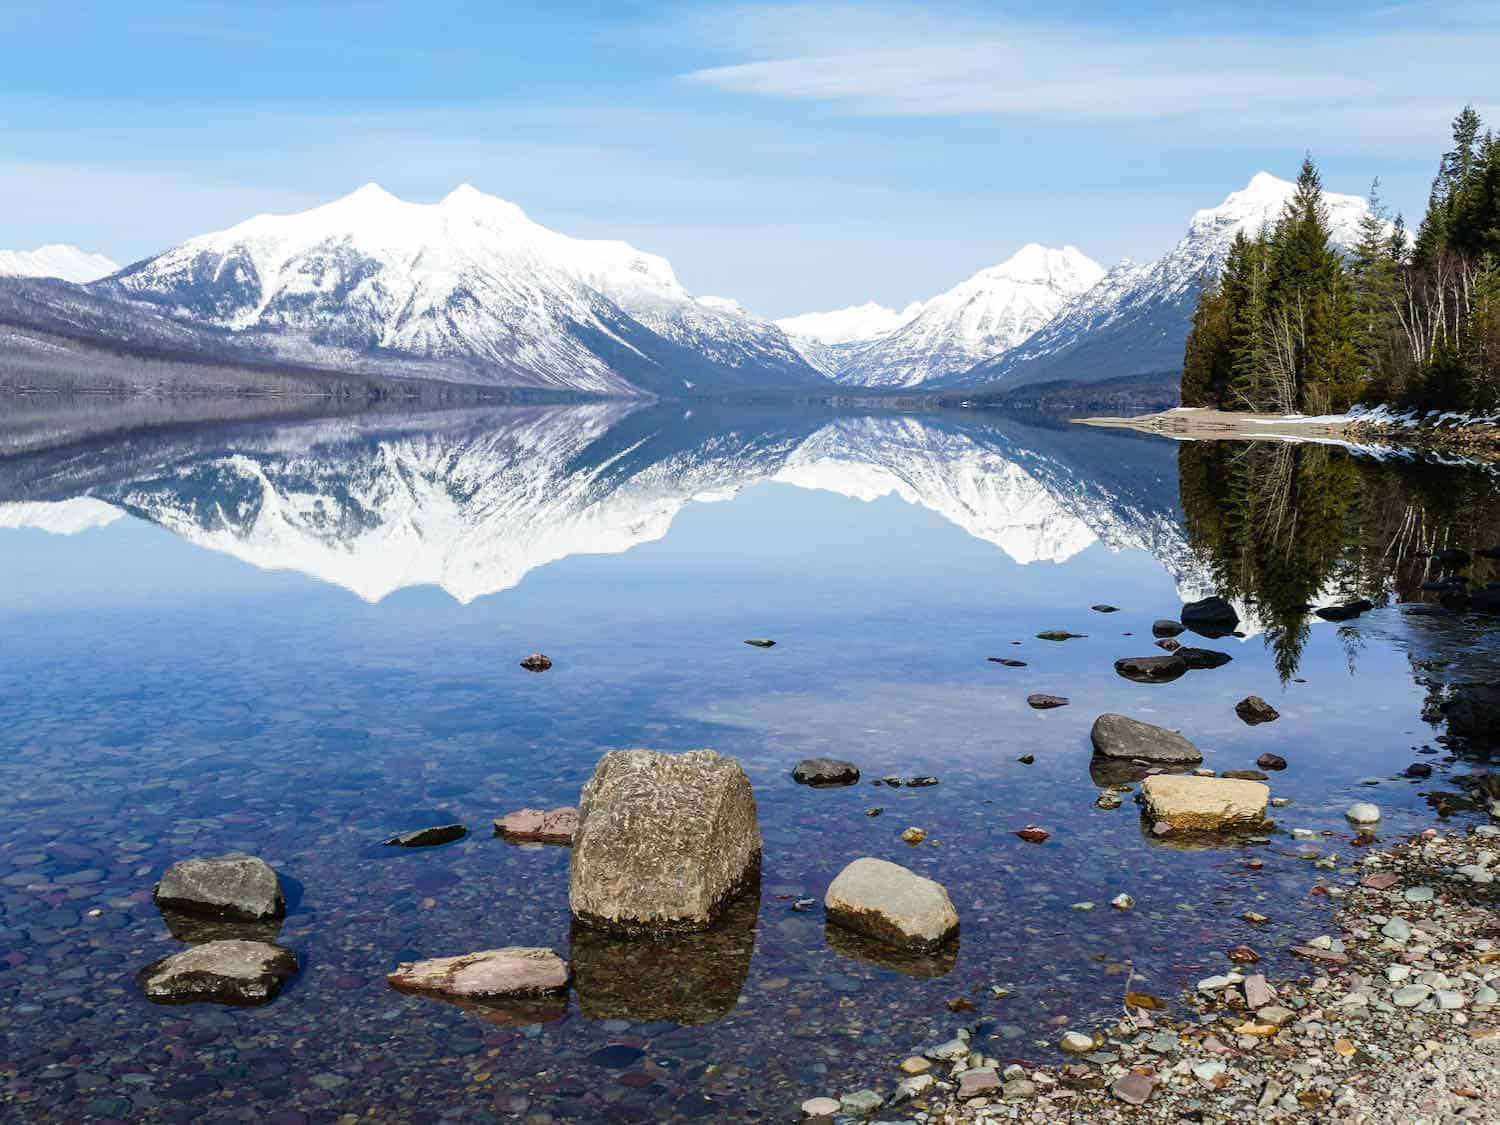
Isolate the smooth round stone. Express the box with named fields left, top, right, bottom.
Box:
left=801, top=1097, right=840, bottom=1117
left=1345, top=802, right=1381, bottom=824
left=1404, top=886, right=1435, bottom=902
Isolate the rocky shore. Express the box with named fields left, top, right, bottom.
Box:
left=805, top=825, right=1500, bottom=1123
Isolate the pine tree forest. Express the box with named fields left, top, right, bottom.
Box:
left=1183, top=106, right=1500, bottom=415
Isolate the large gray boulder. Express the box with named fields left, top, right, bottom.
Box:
left=824, top=857, right=959, bottom=953
left=1090, top=714, right=1203, bottom=764
left=569, top=749, right=761, bottom=933
left=138, top=940, right=298, bottom=1006
left=154, top=855, right=285, bottom=921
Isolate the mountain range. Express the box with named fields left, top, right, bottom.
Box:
left=0, top=173, right=1376, bottom=399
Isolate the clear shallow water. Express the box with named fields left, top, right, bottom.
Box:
left=1, top=403, right=1498, bottom=1123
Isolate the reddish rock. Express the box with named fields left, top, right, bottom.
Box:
left=1227, top=945, right=1260, bottom=963
left=1243, top=974, right=1275, bottom=1008
left=957, top=1068, right=1000, bottom=1098
left=1026, top=693, right=1069, bottom=710
left=1111, top=1072, right=1156, bottom=1105
left=1361, top=872, right=1400, bottom=890
left=519, top=653, right=553, bottom=672
left=388, top=947, right=569, bottom=998
left=494, top=807, right=579, bottom=845
left=1015, top=825, right=1051, bottom=843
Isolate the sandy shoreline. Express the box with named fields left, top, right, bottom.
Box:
left=1076, top=407, right=1500, bottom=460
left=1074, top=408, right=1359, bottom=443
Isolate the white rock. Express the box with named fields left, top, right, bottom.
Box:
left=1345, top=802, right=1381, bottom=825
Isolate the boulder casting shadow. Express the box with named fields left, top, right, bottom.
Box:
left=823, top=921, right=958, bottom=978
left=157, top=905, right=285, bottom=945
left=569, top=881, right=759, bottom=1026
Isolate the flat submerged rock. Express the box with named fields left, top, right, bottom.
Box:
left=139, top=939, right=298, bottom=1006
left=387, top=947, right=569, bottom=999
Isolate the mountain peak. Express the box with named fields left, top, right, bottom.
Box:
left=0, top=243, right=120, bottom=283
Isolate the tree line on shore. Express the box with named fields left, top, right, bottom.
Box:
left=1183, top=106, right=1500, bottom=416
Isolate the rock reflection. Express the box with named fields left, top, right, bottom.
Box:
left=570, top=884, right=759, bottom=1025
left=1088, top=759, right=1192, bottom=788
left=386, top=987, right=568, bottom=1028
left=156, top=905, right=285, bottom=945
left=823, top=922, right=958, bottom=978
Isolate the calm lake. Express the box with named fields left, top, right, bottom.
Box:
left=2, top=402, right=1498, bottom=1123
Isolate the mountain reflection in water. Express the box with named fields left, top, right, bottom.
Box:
left=2, top=400, right=1500, bottom=1123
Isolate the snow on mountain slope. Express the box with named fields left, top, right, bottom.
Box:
left=957, top=172, right=1378, bottom=391
left=0, top=245, right=119, bottom=284
left=97, top=184, right=820, bottom=394
left=830, top=245, right=1105, bottom=386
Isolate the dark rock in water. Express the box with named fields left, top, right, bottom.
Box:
left=1155, top=637, right=1182, bottom=651
left=877, top=775, right=902, bottom=787
left=1472, top=587, right=1500, bottom=615
left=1315, top=600, right=1374, bottom=622
left=1090, top=713, right=1203, bottom=764
left=1114, top=655, right=1189, bottom=684
left=570, top=748, right=761, bottom=933
left=1152, top=619, right=1186, bottom=637
left=385, top=824, right=467, bottom=848
left=1476, top=545, right=1500, bottom=560
left=1404, top=762, right=1434, bottom=778
left=1256, top=753, right=1288, bottom=771
left=570, top=887, right=757, bottom=1024
left=1037, top=630, right=1086, bottom=641
left=1026, top=694, right=1069, bottom=710
left=1091, top=604, right=1120, bottom=613
left=154, top=855, right=285, bottom=922
left=1017, top=754, right=1035, bottom=765
left=987, top=657, right=1027, bottom=667
left=1442, top=590, right=1473, bottom=612
left=1236, top=696, right=1280, bottom=725
left=905, top=775, right=939, bottom=787
left=792, top=758, right=860, bottom=787
left=743, top=638, right=776, bottom=648
left=1436, top=548, right=1472, bottom=568
left=494, top=807, right=578, bottom=844
left=1178, top=647, right=1232, bottom=670
left=1221, top=769, right=1269, bottom=781
left=519, top=652, right=553, bottom=672
left=1181, top=596, right=1239, bottom=636
left=139, top=940, right=298, bottom=1006
left=1089, top=757, right=1187, bottom=787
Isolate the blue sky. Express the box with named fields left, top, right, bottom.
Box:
left=1, top=1, right=1494, bottom=318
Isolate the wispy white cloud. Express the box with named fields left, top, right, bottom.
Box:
left=678, top=4, right=1498, bottom=149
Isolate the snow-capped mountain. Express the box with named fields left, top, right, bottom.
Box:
left=0, top=404, right=1198, bottom=604
left=0, top=245, right=118, bottom=284
left=813, top=245, right=1105, bottom=387
left=91, top=183, right=821, bottom=394
left=957, top=172, right=1378, bottom=391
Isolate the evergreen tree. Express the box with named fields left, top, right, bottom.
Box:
left=1349, top=181, right=1403, bottom=401
left=1182, top=274, right=1229, bottom=406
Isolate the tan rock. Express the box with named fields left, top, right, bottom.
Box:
left=494, top=807, right=578, bottom=844
left=825, top=857, right=959, bottom=952
left=139, top=939, right=297, bottom=1006
left=569, top=749, right=761, bottom=933
left=1140, top=774, right=1269, bottom=830
left=387, top=947, right=569, bottom=998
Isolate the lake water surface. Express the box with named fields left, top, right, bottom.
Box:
left=2, top=403, right=1498, bottom=1123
